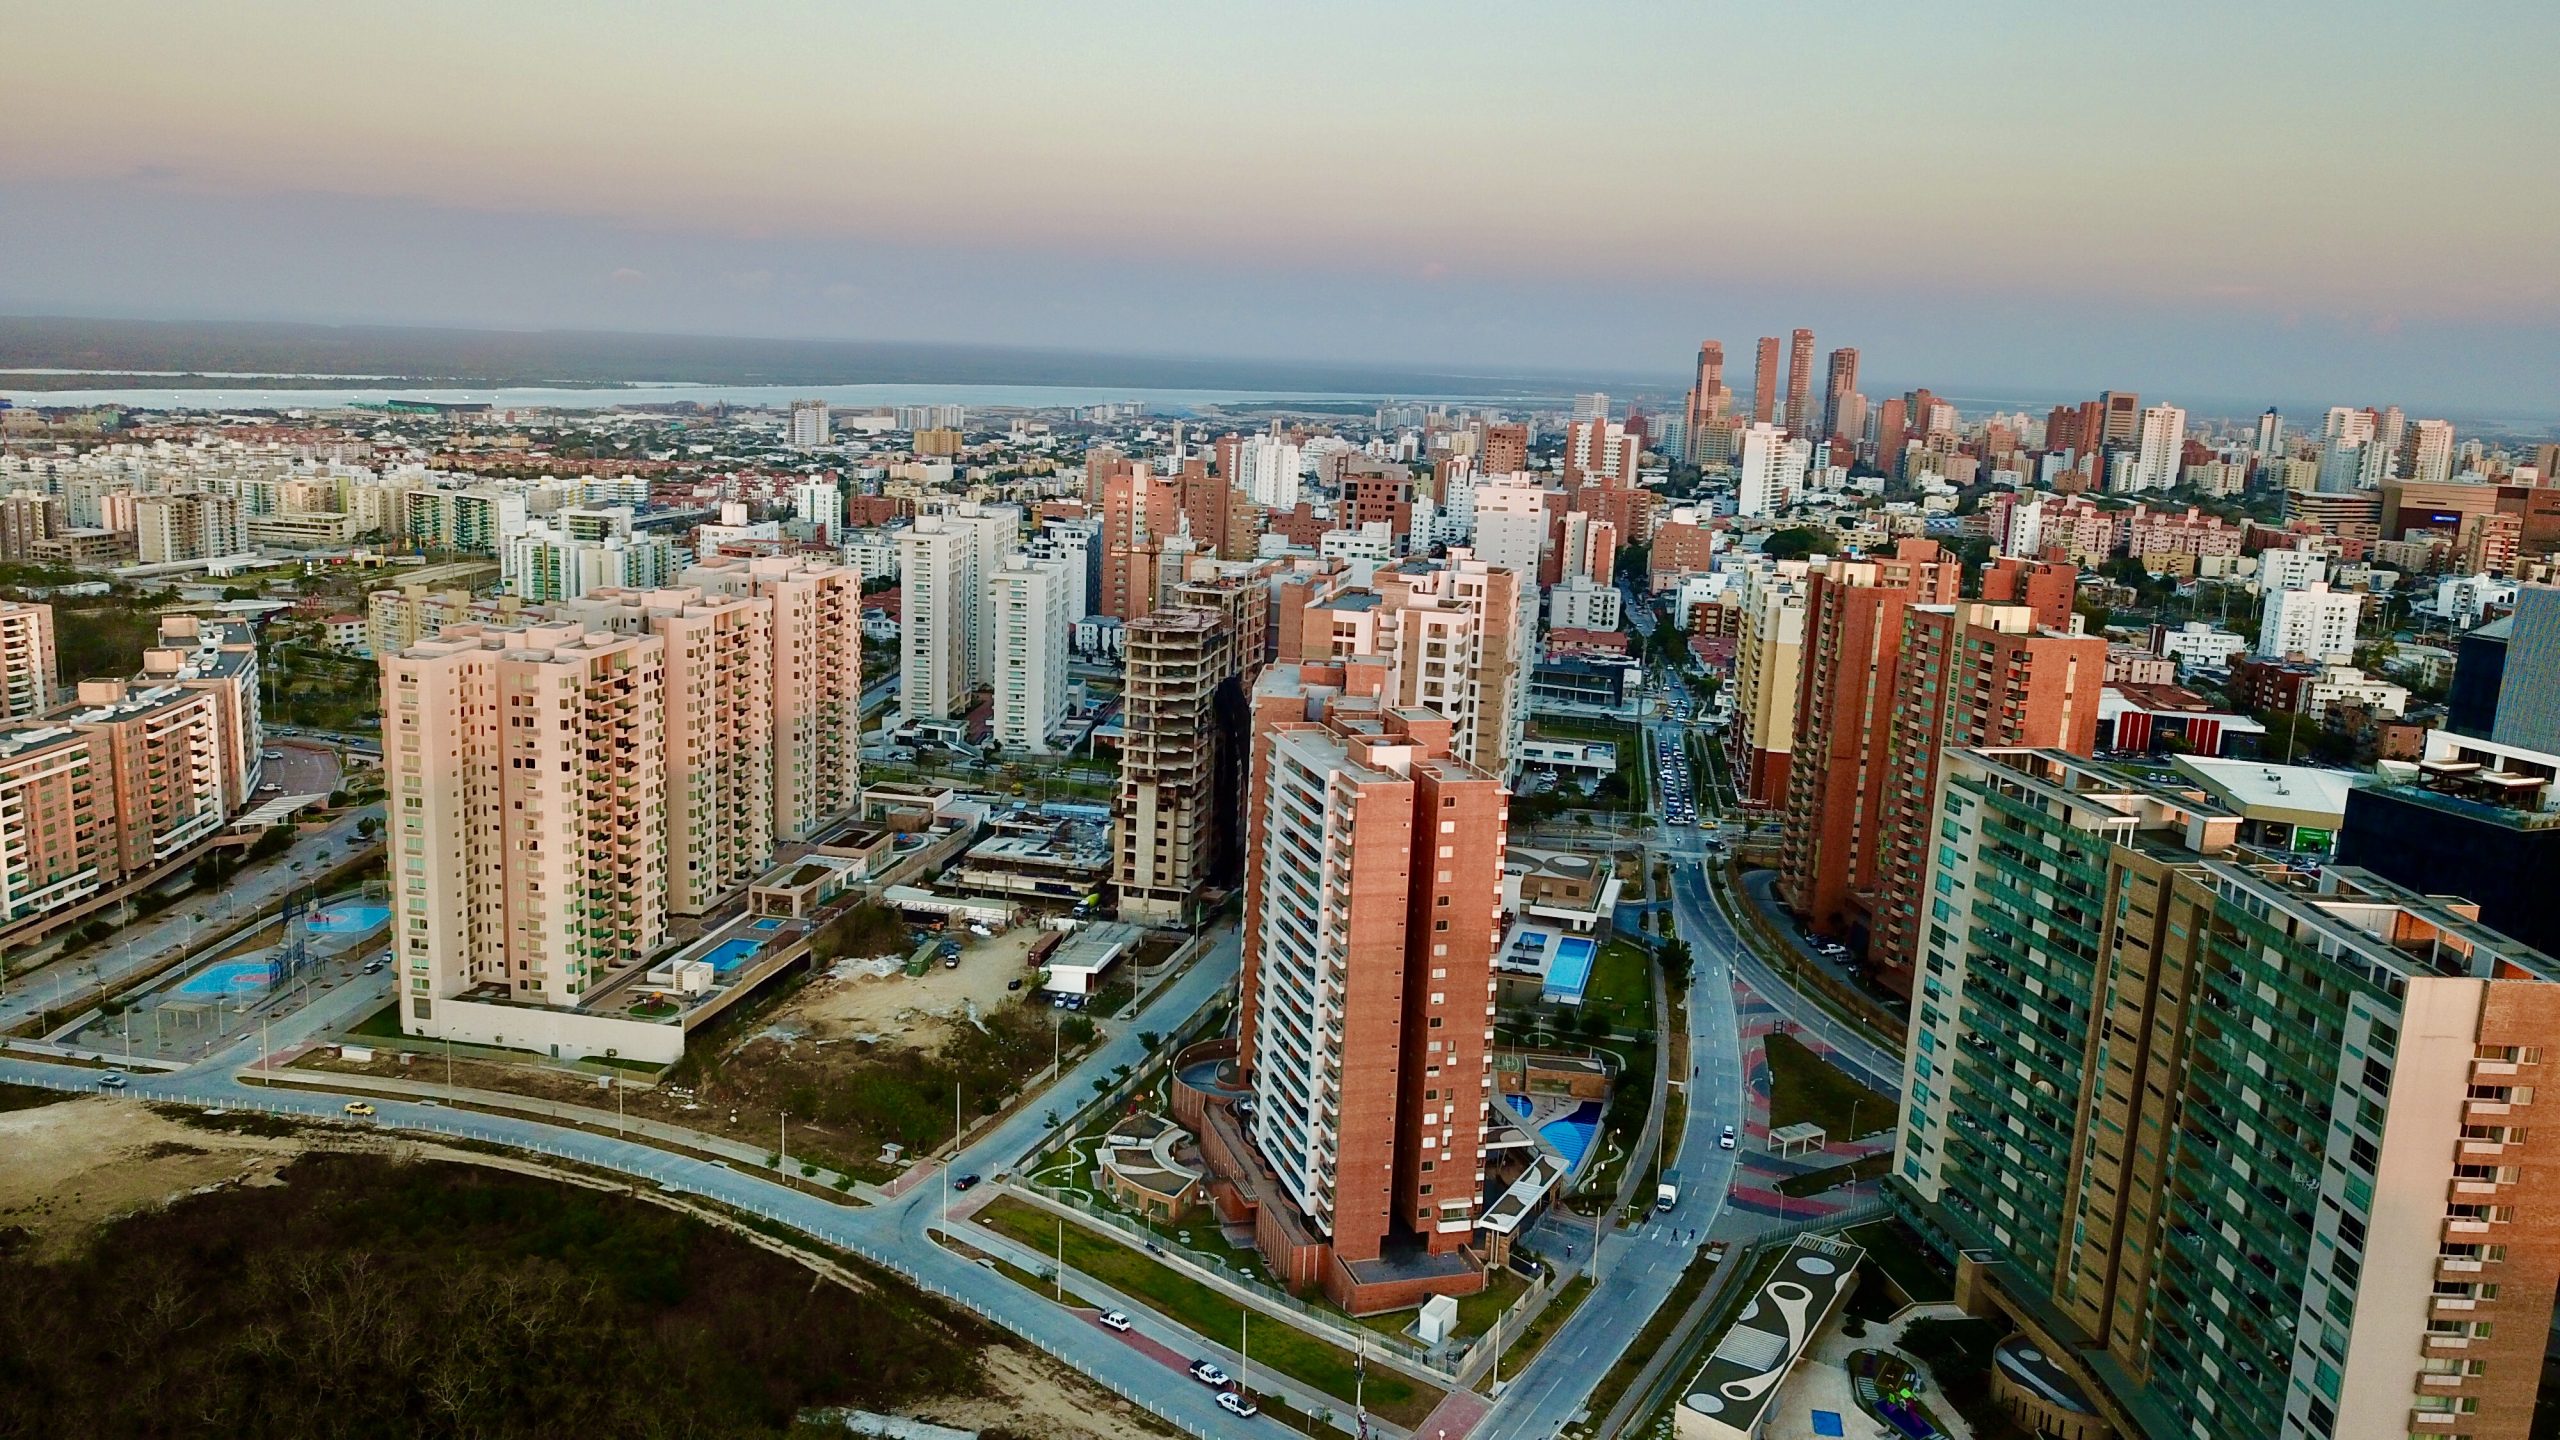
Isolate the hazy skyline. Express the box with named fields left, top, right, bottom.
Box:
left=5, top=1, right=2556, bottom=414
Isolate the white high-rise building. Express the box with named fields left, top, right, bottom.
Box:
left=2253, top=407, right=2286, bottom=462
left=2133, top=405, right=2187, bottom=491
left=1436, top=459, right=1480, bottom=545
left=787, top=400, right=831, bottom=448
left=790, top=478, right=844, bottom=542
left=1469, top=473, right=1551, bottom=578
left=2399, top=418, right=2456, bottom=485
left=1236, top=435, right=1302, bottom=510
left=1736, top=422, right=1807, bottom=518
left=2257, top=581, right=2363, bottom=660
left=896, top=504, right=1019, bottom=726
left=2258, top=542, right=2329, bottom=593
left=989, top=555, right=1070, bottom=753
left=1572, top=392, right=1611, bottom=422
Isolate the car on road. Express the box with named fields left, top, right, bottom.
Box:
left=96, top=1072, right=128, bottom=1089
left=1719, top=1125, right=1737, bottom=1150
left=1189, top=1360, right=1230, bottom=1387
left=343, top=1101, right=376, bottom=1117
left=1098, top=1310, right=1132, bottom=1332
left=1216, top=1392, right=1261, bottom=1418
left=953, top=1172, right=982, bottom=1191
left=262, top=749, right=284, bottom=760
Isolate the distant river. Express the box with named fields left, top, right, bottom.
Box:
left=0, top=379, right=1549, bottom=413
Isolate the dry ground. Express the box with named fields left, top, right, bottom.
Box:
left=789, top=924, right=1045, bottom=1050
left=0, top=1091, right=1170, bottom=1437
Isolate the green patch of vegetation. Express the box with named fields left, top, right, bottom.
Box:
left=1583, top=939, right=1654, bottom=1034
left=0, top=1151, right=991, bottom=1438
left=1763, top=1029, right=1896, bottom=1140
left=809, top=901, right=910, bottom=962
left=348, top=1002, right=404, bottom=1040
left=972, top=1196, right=1440, bottom=1426
left=1497, top=1274, right=1592, bottom=1374
left=1842, top=1218, right=1954, bottom=1305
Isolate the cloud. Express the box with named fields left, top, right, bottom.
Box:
left=608, top=266, right=646, bottom=284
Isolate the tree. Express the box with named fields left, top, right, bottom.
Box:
left=1763, top=526, right=1838, bottom=561
left=1656, top=937, right=1695, bottom=989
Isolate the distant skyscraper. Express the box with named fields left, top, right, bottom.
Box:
left=2133, top=404, right=2187, bottom=491
left=1572, top=392, right=1610, bottom=422
left=2398, top=417, right=2456, bottom=485
left=1752, top=336, right=1781, bottom=425
left=1822, top=347, right=1859, bottom=439
left=1686, top=340, right=1725, bottom=430
left=787, top=399, right=831, bottom=448
left=2100, top=390, right=2141, bottom=446
left=2253, top=406, right=2286, bottom=462
left=1782, top=328, right=1817, bottom=435
left=1736, top=422, right=1806, bottom=519
left=0, top=601, right=55, bottom=720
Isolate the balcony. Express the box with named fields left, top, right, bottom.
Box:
left=2439, top=1257, right=2485, bottom=1275
left=2464, top=1100, right=2511, bottom=1120
left=2444, top=1217, right=2491, bottom=1236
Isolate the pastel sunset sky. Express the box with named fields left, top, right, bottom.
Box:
left=5, top=0, right=2554, bottom=411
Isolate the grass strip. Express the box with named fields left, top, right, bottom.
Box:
left=973, top=1195, right=1442, bottom=1426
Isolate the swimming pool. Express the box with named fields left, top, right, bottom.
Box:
left=308, top=902, right=392, bottom=934
left=700, top=938, right=761, bottom=975
left=749, top=918, right=786, bottom=932
left=174, top=960, right=272, bottom=998
left=1541, top=935, right=1598, bottom=1004
left=1505, top=1094, right=1604, bottom=1170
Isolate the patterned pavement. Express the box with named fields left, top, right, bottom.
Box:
left=1722, top=974, right=1893, bottom=1223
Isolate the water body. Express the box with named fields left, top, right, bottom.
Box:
left=0, top=380, right=1558, bottom=414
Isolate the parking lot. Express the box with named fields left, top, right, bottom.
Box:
left=260, top=741, right=342, bottom=798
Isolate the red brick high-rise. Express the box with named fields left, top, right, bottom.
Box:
left=1203, top=668, right=1505, bottom=1313
left=1685, top=340, right=1725, bottom=431
left=1752, top=336, right=1781, bottom=425
left=1776, top=539, right=1960, bottom=943
left=1863, top=602, right=2105, bottom=995
left=1480, top=423, right=1529, bottom=478
left=1980, top=554, right=2078, bottom=631
left=1823, top=346, right=1859, bottom=441
left=1783, top=328, right=1817, bottom=436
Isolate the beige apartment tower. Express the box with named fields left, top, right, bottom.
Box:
left=686, top=556, right=863, bottom=842
left=0, top=601, right=55, bottom=720
left=381, top=624, right=668, bottom=1030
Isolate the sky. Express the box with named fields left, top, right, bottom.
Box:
left=4, top=0, right=2556, bottom=415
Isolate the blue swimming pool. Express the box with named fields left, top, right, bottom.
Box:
left=701, top=938, right=761, bottom=975
left=750, top=918, right=786, bottom=932
left=1541, top=935, right=1598, bottom=1004
left=174, top=960, right=272, bottom=998
left=1505, top=1094, right=1604, bottom=1170
left=308, top=902, right=391, bottom=934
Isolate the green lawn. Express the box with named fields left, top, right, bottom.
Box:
left=972, top=1196, right=1441, bottom=1425
left=1843, top=1219, right=1955, bottom=1304
left=1763, top=1029, right=1897, bottom=1140
left=1583, top=939, right=1655, bottom=1034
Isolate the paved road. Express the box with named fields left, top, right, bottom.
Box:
left=1482, top=724, right=1748, bottom=1440
left=0, top=806, right=381, bottom=1032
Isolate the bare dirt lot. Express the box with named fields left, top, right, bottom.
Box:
left=0, top=1095, right=309, bottom=1259
left=789, top=924, right=1045, bottom=1049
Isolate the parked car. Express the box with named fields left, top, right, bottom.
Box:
left=1098, top=1310, right=1132, bottom=1332
left=1217, top=1392, right=1260, bottom=1418
left=1006, top=977, right=1023, bottom=991
left=1188, top=1360, right=1230, bottom=1387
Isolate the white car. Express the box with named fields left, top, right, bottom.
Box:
left=1189, top=1360, right=1230, bottom=1387
left=1719, top=1125, right=1737, bottom=1150
left=1216, top=1392, right=1261, bottom=1418
left=1098, top=1310, right=1132, bottom=1332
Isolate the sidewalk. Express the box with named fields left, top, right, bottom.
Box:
left=249, top=1063, right=885, bottom=1203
